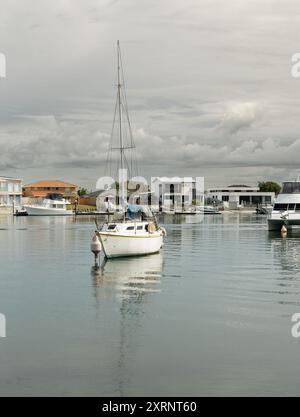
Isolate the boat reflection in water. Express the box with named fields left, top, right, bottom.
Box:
left=91, top=252, right=163, bottom=301
left=269, top=231, right=300, bottom=275
left=90, top=253, right=163, bottom=395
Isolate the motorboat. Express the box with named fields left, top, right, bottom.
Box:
left=197, top=205, right=220, bottom=214
left=14, top=207, right=28, bottom=216
left=268, top=179, right=300, bottom=230
left=256, top=205, right=273, bottom=215
left=24, top=193, right=72, bottom=216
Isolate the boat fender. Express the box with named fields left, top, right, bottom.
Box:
left=148, top=223, right=156, bottom=233
left=160, top=227, right=167, bottom=237
left=281, top=225, right=288, bottom=235
left=91, top=233, right=102, bottom=256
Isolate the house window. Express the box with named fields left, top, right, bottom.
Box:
left=252, top=196, right=261, bottom=204
left=0, top=182, right=7, bottom=191
left=192, top=187, right=196, bottom=201
left=14, top=183, right=20, bottom=193
left=239, top=196, right=251, bottom=205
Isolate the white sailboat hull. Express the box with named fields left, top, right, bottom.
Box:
left=98, top=232, right=163, bottom=258
left=24, top=206, right=72, bottom=216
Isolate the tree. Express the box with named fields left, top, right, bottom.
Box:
left=77, top=187, right=88, bottom=196
left=258, top=181, right=281, bottom=195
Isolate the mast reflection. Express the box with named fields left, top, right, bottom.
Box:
left=90, top=253, right=163, bottom=395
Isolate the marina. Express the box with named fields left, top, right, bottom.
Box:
left=1, top=212, right=300, bottom=396
left=1, top=0, right=300, bottom=399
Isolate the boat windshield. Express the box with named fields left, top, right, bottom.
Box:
left=281, top=182, right=300, bottom=194
left=274, top=203, right=300, bottom=211
left=46, top=193, right=64, bottom=200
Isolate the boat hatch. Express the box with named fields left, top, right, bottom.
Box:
left=107, top=224, right=117, bottom=230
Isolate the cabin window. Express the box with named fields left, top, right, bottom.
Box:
left=137, top=226, right=143, bottom=230
left=107, top=224, right=116, bottom=230
left=296, top=204, right=300, bottom=211
left=288, top=204, right=296, bottom=211
left=126, top=226, right=135, bottom=230
left=274, top=204, right=288, bottom=211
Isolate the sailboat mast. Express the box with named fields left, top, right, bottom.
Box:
left=117, top=40, right=125, bottom=209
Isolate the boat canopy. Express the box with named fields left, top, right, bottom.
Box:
left=46, top=193, right=64, bottom=200
left=127, top=204, right=153, bottom=219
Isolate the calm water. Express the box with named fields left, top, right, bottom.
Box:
left=1, top=212, right=300, bottom=396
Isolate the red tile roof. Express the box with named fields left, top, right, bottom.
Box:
left=24, top=180, right=77, bottom=188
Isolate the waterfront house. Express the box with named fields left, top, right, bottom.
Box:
left=0, top=176, right=22, bottom=207
left=23, top=180, right=77, bottom=201
left=151, top=177, right=204, bottom=211
left=206, top=185, right=275, bottom=209
left=78, top=190, right=103, bottom=207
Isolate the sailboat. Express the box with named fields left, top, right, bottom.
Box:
left=95, top=41, right=166, bottom=259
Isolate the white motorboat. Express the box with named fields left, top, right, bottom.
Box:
left=24, top=193, right=72, bottom=216
left=268, top=179, right=300, bottom=231
left=197, top=205, right=220, bottom=214
left=95, top=41, right=166, bottom=258
left=256, top=204, right=273, bottom=215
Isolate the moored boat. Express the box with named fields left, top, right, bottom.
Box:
left=24, top=193, right=72, bottom=216
left=94, top=42, right=166, bottom=258
left=97, top=211, right=165, bottom=259
left=268, top=179, right=300, bottom=231
left=197, top=205, right=220, bottom=214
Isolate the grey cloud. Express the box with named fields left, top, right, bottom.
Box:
left=0, top=0, right=300, bottom=187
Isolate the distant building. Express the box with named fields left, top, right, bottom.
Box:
left=0, top=176, right=22, bottom=207
left=78, top=190, right=103, bottom=207
left=23, top=180, right=77, bottom=200
left=206, top=185, right=275, bottom=208
left=152, top=177, right=204, bottom=210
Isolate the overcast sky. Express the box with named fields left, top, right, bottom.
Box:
left=1, top=0, right=300, bottom=188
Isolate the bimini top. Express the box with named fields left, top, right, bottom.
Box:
left=280, top=182, right=300, bottom=194
left=45, top=193, right=64, bottom=201
left=127, top=204, right=153, bottom=219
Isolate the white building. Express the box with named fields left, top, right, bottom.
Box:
left=206, top=185, right=275, bottom=209
left=151, top=177, right=204, bottom=211
left=0, top=176, right=22, bottom=207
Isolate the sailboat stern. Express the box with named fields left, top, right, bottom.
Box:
left=97, top=231, right=163, bottom=258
